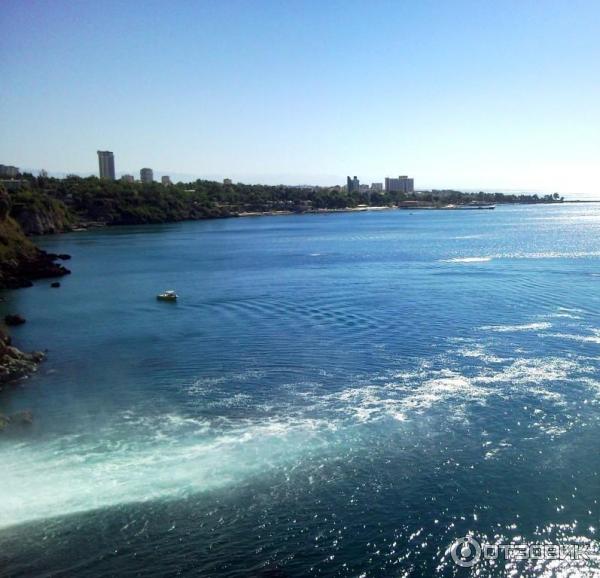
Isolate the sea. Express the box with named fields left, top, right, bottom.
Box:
left=0, top=204, right=599, bottom=576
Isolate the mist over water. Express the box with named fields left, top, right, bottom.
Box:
left=1, top=204, right=600, bottom=576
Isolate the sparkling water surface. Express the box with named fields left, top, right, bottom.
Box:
left=0, top=204, right=599, bottom=576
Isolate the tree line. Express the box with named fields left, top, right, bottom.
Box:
left=7, top=173, right=564, bottom=229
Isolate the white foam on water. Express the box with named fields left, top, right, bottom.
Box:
left=441, top=256, right=492, bottom=263
left=474, top=357, right=580, bottom=388
left=320, top=368, right=493, bottom=425
left=546, top=312, right=584, bottom=319
left=0, top=413, right=333, bottom=530
left=400, top=373, right=489, bottom=413
left=557, top=307, right=585, bottom=313
left=499, top=250, right=600, bottom=260
left=481, top=322, right=552, bottom=332
left=443, top=251, right=600, bottom=263
left=313, top=353, right=595, bottom=432
left=457, top=345, right=504, bottom=363
left=547, top=331, right=600, bottom=344
left=1, top=325, right=596, bottom=532
left=186, top=369, right=266, bottom=396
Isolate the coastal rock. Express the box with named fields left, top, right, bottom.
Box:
left=0, top=328, right=44, bottom=386
left=5, top=314, right=26, bottom=326
left=51, top=281, right=61, bottom=287
left=17, top=250, right=71, bottom=282
left=0, top=410, right=34, bottom=432
left=30, top=350, right=45, bottom=363
left=0, top=248, right=72, bottom=289
left=10, top=410, right=33, bottom=425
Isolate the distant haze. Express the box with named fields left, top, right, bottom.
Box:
left=1, top=1, right=599, bottom=198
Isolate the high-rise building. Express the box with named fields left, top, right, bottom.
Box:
left=97, top=151, right=115, bottom=180
left=385, top=175, right=414, bottom=194
left=371, top=182, right=383, bottom=192
left=121, top=174, right=135, bottom=183
left=347, top=175, right=360, bottom=193
left=140, top=168, right=154, bottom=183
left=223, top=178, right=232, bottom=185
left=161, top=175, right=172, bottom=186
left=0, top=165, right=19, bottom=178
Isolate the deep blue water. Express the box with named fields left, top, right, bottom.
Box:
left=0, top=205, right=599, bottom=576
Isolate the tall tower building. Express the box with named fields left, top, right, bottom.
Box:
left=140, top=168, right=154, bottom=183
left=346, top=176, right=360, bottom=193
left=97, top=151, right=115, bottom=180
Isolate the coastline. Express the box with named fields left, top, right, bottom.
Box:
left=64, top=200, right=575, bottom=230
left=206, top=200, right=588, bottom=221
left=236, top=205, right=396, bottom=218
left=69, top=199, right=581, bottom=230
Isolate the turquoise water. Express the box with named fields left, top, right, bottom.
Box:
left=0, top=205, right=599, bottom=576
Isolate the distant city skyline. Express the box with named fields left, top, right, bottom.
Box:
left=6, top=164, right=584, bottom=197
left=2, top=1, right=598, bottom=197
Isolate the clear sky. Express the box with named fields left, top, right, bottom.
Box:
left=1, top=0, right=599, bottom=196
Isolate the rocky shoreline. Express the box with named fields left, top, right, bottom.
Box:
left=1, top=249, right=71, bottom=289
left=0, top=327, right=44, bottom=431
left=0, top=248, right=66, bottom=430
left=0, top=327, right=45, bottom=385
left=0, top=186, right=72, bottom=429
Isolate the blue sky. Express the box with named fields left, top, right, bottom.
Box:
left=1, top=0, right=599, bottom=196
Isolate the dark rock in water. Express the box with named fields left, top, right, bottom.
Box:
left=0, top=410, right=34, bottom=432
left=10, top=410, right=33, bottom=425
left=51, top=281, right=61, bottom=288
left=0, top=328, right=45, bottom=385
left=5, top=314, right=26, bottom=326
left=20, top=251, right=71, bottom=281
left=1, top=249, right=71, bottom=289
left=31, top=350, right=45, bottom=363
left=57, top=254, right=71, bottom=260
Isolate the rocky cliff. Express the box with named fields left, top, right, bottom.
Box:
left=0, top=188, right=71, bottom=288
left=9, top=191, right=73, bottom=235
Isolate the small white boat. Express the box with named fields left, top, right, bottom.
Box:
left=157, top=290, right=178, bottom=301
